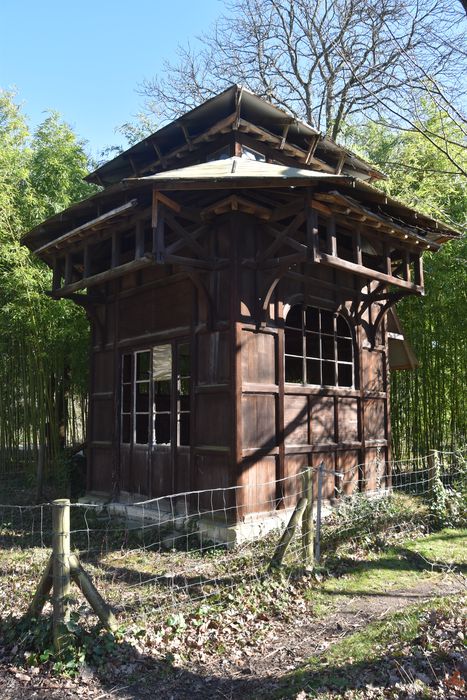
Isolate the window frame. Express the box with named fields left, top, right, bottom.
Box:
left=120, top=339, right=191, bottom=448
left=284, top=305, right=355, bottom=389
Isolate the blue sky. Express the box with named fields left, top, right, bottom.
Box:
left=0, top=0, right=223, bottom=157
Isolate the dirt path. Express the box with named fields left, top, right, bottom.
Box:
left=1, top=574, right=463, bottom=700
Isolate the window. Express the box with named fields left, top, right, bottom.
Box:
left=121, top=341, right=191, bottom=446
left=241, top=146, right=266, bottom=162
left=284, top=306, right=354, bottom=387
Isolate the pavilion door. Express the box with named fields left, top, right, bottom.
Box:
left=120, top=341, right=192, bottom=498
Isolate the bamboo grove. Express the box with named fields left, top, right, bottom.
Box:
left=0, top=90, right=95, bottom=484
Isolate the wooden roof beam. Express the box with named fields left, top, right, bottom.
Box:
left=35, top=199, right=139, bottom=256
left=316, top=192, right=438, bottom=249
left=50, top=253, right=154, bottom=298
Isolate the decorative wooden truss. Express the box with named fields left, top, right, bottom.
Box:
left=42, top=184, right=429, bottom=345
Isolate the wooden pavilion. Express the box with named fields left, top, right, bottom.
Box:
left=23, top=85, right=458, bottom=521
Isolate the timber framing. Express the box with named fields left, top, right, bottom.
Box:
left=44, top=186, right=427, bottom=299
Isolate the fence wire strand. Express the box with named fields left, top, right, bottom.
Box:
left=0, top=447, right=465, bottom=627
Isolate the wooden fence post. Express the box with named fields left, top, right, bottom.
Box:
left=301, top=468, right=314, bottom=567
left=52, top=498, right=71, bottom=654
left=427, top=449, right=438, bottom=493
left=314, top=461, right=324, bottom=564
left=69, top=554, right=118, bottom=632
left=269, top=497, right=308, bottom=570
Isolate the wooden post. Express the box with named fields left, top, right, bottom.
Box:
left=301, top=468, right=314, bottom=567
left=28, top=553, right=53, bottom=618
left=52, top=499, right=71, bottom=654
left=69, top=554, right=118, bottom=632
left=427, top=449, right=438, bottom=494
left=314, top=461, right=324, bottom=564
left=35, top=441, right=45, bottom=503
left=269, top=497, right=308, bottom=570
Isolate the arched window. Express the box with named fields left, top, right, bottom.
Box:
left=284, top=306, right=354, bottom=387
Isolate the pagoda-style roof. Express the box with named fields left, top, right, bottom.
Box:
left=86, top=85, right=386, bottom=187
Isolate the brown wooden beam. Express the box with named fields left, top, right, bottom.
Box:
left=35, top=199, right=139, bottom=255
left=318, top=252, right=422, bottom=292
left=165, top=213, right=209, bottom=259
left=50, top=254, right=154, bottom=298
left=260, top=210, right=306, bottom=261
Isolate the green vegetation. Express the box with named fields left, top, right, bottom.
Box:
left=282, top=594, right=466, bottom=698
left=0, top=90, right=96, bottom=483
left=347, top=105, right=467, bottom=459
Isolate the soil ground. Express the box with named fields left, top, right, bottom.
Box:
left=1, top=574, right=464, bottom=700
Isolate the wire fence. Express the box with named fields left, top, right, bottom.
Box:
left=0, top=447, right=465, bottom=629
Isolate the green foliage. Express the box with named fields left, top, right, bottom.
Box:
left=0, top=88, right=97, bottom=475
left=345, top=103, right=467, bottom=458
left=429, top=453, right=467, bottom=530
left=1, top=612, right=125, bottom=677
left=321, top=493, right=427, bottom=554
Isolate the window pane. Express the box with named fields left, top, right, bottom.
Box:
left=136, top=351, right=150, bottom=381
left=322, top=335, right=335, bottom=360
left=180, top=378, right=190, bottom=396
left=321, top=310, right=334, bottom=334
left=337, top=315, right=352, bottom=338
left=180, top=395, right=190, bottom=412
left=305, top=307, right=319, bottom=331
left=322, top=361, right=336, bottom=386
left=338, top=363, right=353, bottom=387
left=122, top=384, right=131, bottom=413
left=178, top=343, right=191, bottom=377
left=122, top=354, right=132, bottom=383
left=285, top=329, right=302, bottom=356
left=154, top=379, right=171, bottom=395
left=285, top=356, right=303, bottom=383
left=155, top=394, right=171, bottom=412
left=179, top=413, right=190, bottom=446
left=337, top=337, right=352, bottom=362
left=285, top=305, right=302, bottom=329
left=155, top=414, right=171, bottom=445
left=306, top=333, right=320, bottom=358
left=306, top=359, right=320, bottom=385
left=136, top=382, right=150, bottom=411
left=122, top=414, right=131, bottom=444
left=153, top=344, right=172, bottom=381
left=135, top=413, right=149, bottom=444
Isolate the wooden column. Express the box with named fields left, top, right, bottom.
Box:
left=353, top=227, right=362, bottom=266
left=307, top=199, right=320, bottom=263
left=414, top=254, right=424, bottom=288
left=403, top=251, right=411, bottom=282
left=326, top=217, right=337, bottom=256
left=135, top=220, right=145, bottom=259
left=111, top=232, right=120, bottom=268
left=52, top=258, right=62, bottom=291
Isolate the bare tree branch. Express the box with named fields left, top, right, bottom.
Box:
left=136, top=0, right=467, bottom=172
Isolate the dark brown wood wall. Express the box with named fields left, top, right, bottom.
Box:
left=87, top=211, right=390, bottom=519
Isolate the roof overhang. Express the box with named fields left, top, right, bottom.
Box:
left=85, top=85, right=386, bottom=187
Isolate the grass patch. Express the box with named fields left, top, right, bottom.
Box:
left=305, top=528, right=467, bottom=615
left=280, top=593, right=466, bottom=698
left=403, top=528, right=467, bottom=566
